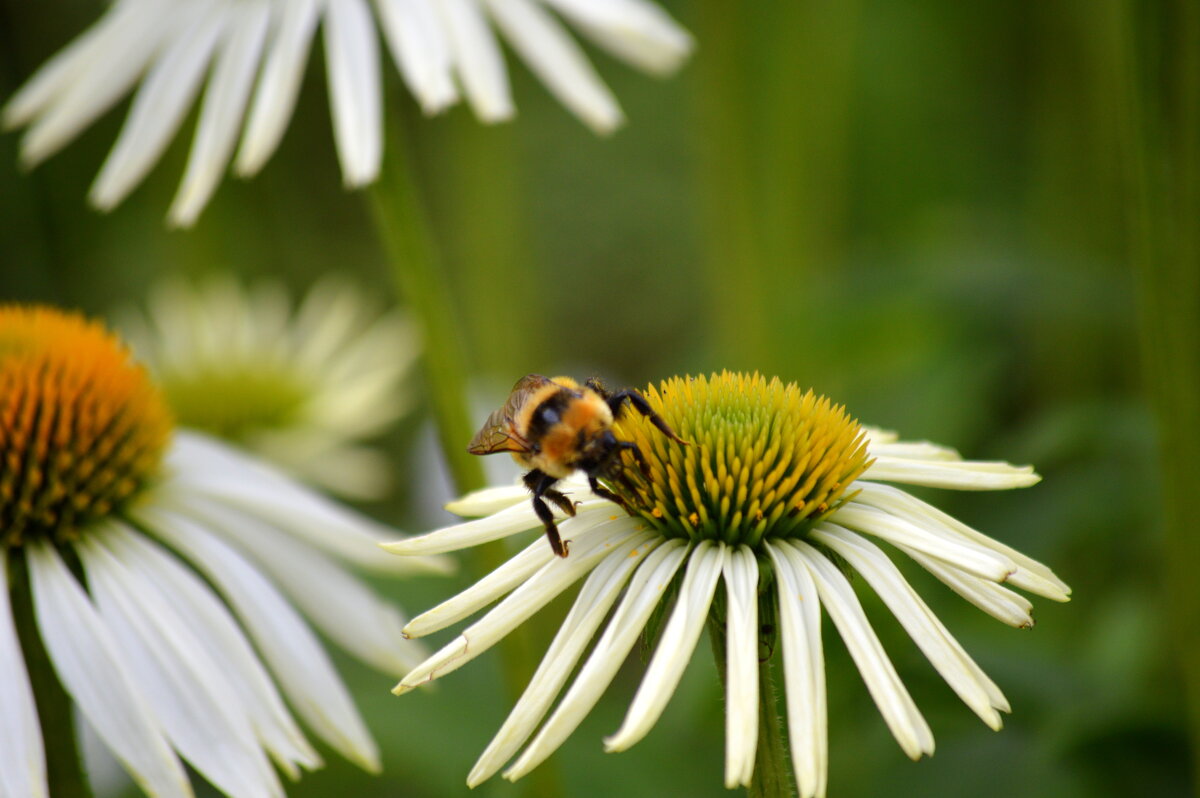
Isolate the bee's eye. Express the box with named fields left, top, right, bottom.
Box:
left=536, top=406, right=560, bottom=427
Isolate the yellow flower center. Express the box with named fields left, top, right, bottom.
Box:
left=610, top=372, right=871, bottom=547
left=0, top=306, right=172, bottom=545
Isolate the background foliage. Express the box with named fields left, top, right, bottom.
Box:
left=0, top=0, right=1193, bottom=796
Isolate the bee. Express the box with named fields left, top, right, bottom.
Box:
left=468, top=374, right=687, bottom=557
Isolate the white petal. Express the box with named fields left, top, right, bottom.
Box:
left=25, top=541, right=192, bottom=798
left=168, top=431, right=435, bottom=574
left=833, top=505, right=1016, bottom=582
left=168, top=0, right=271, bottom=226
left=468, top=534, right=660, bottom=786
left=0, top=550, right=47, bottom=798
left=87, top=3, right=225, bottom=210
left=403, top=533, right=553, bottom=638
left=323, top=0, right=383, bottom=186
left=381, top=494, right=611, bottom=556
left=813, top=525, right=1009, bottom=726
left=790, top=540, right=935, bottom=760
left=865, top=456, right=1041, bottom=490
left=766, top=542, right=826, bottom=798
left=136, top=507, right=380, bottom=773
left=502, top=538, right=689, bottom=781
left=543, top=0, right=693, bottom=74
left=483, top=0, right=622, bottom=133
left=854, top=482, right=1071, bottom=600
left=863, top=427, right=899, bottom=445
left=901, top=546, right=1035, bottom=629
left=720, top=546, right=759, bottom=789
left=103, top=524, right=320, bottom=777
left=395, top=519, right=651, bottom=693
left=444, top=483, right=529, bottom=517
left=235, top=0, right=321, bottom=176
left=174, top=499, right=424, bottom=674
left=15, top=0, right=170, bottom=166
left=375, top=0, right=459, bottom=113
left=435, top=0, right=513, bottom=122
left=77, top=533, right=282, bottom=798
left=3, top=0, right=149, bottom=126
left=867, top=441, right=962, bottom=461
left=605, top=541, right=725, bottom=751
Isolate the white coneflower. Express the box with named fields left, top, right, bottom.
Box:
left=118, top=274, right=417, bottom=500
left=383, top=371, right=1071, bottom=794
left=0, top=305, right=445, bottom=798
left=3, top=0, right=692, bottom=226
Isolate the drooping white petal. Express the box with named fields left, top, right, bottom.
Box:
left=720, top=546, right=759, bottom=789
left=168, top=431, right=437, bottom=574
left=88, top=3, right=225, bottom=211
left=854, top=482, right=1071, bottom=600
left=235, top=0, right=321, bottom=176
left=865, top=456, right=1041, bottom=490
left=900, top=546, right=1035, bottom=629
left=381, top=494, right=611, bottom=556
left=77, top=533, right=283, bottom=798
left=323, top=0, right=382, bottom=186
left=25, top=541, right=192, bottom=798
left=175, top=499, right=424, bottom=674
left=833, top=505, right=1016, bottom=582
left=103, top=523, right=320, bottom=778
left=169, top=0, right=271, bottom=226
left=403, top=533, right=554, bottom=638
left=605, top=541, right=725, bottom=751
left=766, top=541, right=826, bottom=798
left=483, top=0, right=622, bottom=134
left=16, top=0, right=171, bottom=167
left=502, top=539, right=689, bottom=781
left=396, top=519, right=651, bottom=693
left=543, top=0, right=693, bottom=74
left=0, top=549, right=47, bottom=798
left=136, top=507, right=380, bottom=773
left=791, top=540, right=935, bottom=760
left=468, top=534, right=659, bottom=786
left=375, top=0, right=459, bottom=113
left=3, top=0, right=156, bottom=128
left=813, top=525, right=1009, bottom=726
left=435, top=0, right=514, bottom=122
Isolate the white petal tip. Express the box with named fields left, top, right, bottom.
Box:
left=391, top=682, right=412, bottom=696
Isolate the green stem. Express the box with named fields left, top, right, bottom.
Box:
left=709, top=615, right=795, bottom=798
left=1106, top=1, right=1200, bottom=791
left=366, top=114, right=486, bottom=499
left=367, top=105, right=560, bottom=798
left=9, top=551, right=91, bottom=798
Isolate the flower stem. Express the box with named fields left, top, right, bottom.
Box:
left=366, top=111, right=486, bottom=499
left=366, top=105, right=561, bottom=798
left=709, top=614, right=795, bottom=798
left=9, top=551, right=92, bottom=798
left=1106, top=1, right=1200, bottom=791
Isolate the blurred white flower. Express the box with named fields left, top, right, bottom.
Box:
left=383, top=372, right=1071, bottom=793
left=3, top=0, right=693, bottom=226
left=0, top=305, right=446, bottom=798
left=119, top=275, right=417, bottom=501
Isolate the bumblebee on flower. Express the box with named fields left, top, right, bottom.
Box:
left=384, top=371, right=1071, bottom=795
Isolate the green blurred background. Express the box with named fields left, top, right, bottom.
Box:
left=1, top=0, right=1195, bottom=796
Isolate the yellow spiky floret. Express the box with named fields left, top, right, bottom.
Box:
left=0, top=306, right=172, bottom=545
left=610, top=372, right=871, bottom=547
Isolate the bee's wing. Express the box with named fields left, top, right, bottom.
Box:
left=466, top=374, right=553, bottom=455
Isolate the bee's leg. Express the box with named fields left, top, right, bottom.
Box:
left=523, top=470, right=576, bottom=516
left=616, top=439, right=651, bottom=478
left=606, top=390, right=689, bottom=445
left=524, top=470, right=570, bottom=557
left=584, top=377, right=610, bottom=398
left=587, top=474, right=630, bottom=512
